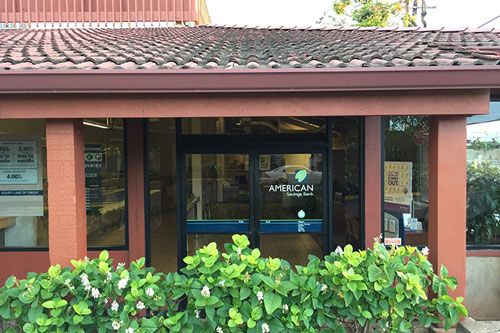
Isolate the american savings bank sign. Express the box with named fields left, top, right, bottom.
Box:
left=268, top=170, right=314, bottom=197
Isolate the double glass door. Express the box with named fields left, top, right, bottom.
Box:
left=183, top=149, right=325, bottom=267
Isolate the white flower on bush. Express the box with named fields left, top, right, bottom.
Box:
left=111, top=300, right=119, bottom=312
left=104, top=299, right=108, bottom=304
left=219, top=280, right=226, bottom=287
left=91, top=287, right=100, bottom=299
left=117, top=263, right=125, bottom=270
left=334, top=246, right=343, bottom=255
left=195, top=309, right=200, bottom=318
left=236, top=248, right=242, bottom=255
left=282, top=304, right=289, bottom=313
left=125, top=328, right=134, bottom=333
left=65, top=279, right=75, bottom=290
left=112, top=320, right=123, bottom=330
left=421, top=247, right=430, bottom=256
left=118, top=277, right=129, bottom=290
left=321, top=284, right=328, bottom=292
left=374, top=233, right=383, bottom=242
left=106, top=271, right=112, bottom=282
left=80, top=273, right=89, bottom=285
left=201, top=285, right=211, bottom=298
left=136, top=301, right=145, bottom=310
left=81, top=273, right=92, bottom=291
left=261, top=323, right=270, bottom=333
left=216, top=326, right=223, bottom=333
left=146, top=287, right=155, bottom=297
left=256, top=291, right=264, bottom=301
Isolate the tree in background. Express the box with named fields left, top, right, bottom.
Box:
left=318, top=0, right=428, bottom=27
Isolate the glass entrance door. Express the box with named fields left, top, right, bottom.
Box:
left=182, top=150, right=325, bottom=268
left=258, top=153, right=324, bottom=266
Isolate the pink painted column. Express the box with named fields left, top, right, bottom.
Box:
left=365, top=116, right=382, bottom=248
left=428, top=115, right=467, bottom=300
left=126, top=119, right=146, bottom=262
left=46, top=119, right=87, bottom=266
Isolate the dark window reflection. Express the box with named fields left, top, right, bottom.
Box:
left=182, top=117, right=326, bottom=135
left=331, top=117, right=361, bottom=249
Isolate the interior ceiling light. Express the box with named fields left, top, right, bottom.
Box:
left=83, top=118, right=113, bottom=130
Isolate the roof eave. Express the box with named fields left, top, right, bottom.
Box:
left=1, top=66, right=500, bottom=94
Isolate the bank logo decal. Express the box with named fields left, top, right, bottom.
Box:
left=269, top=169, right=314, bottom=197
left=297, top=209, right=306, bottom=218
left=295, top=169, right=308, bottom=183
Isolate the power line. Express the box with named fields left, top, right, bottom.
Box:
left=478, top=14, right=500, bottom=28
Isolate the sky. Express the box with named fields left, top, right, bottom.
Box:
left=205, top=0, right=500, bottom=28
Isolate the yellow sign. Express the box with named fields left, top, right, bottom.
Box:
left=384, top=161, right=412, bottom=207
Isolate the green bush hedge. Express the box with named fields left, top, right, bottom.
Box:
left=0, top=235, right=466, bottom=332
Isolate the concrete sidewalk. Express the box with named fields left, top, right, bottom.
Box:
left=456, top=318, right=500, bottom=333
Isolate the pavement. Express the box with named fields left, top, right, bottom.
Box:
left=455, top=318, right=500, bottom=333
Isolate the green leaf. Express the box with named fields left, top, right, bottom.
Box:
left=73, top=315, right=83, bottom=325
left=457, top=304, right=469, bottom=318
left=141, top=317, right=159, bottom=333
left=41, top=301, right=55, bottom=309
left=263, top=292, right=282, bottom=315
left=440, top=265, right=449, bottom=279
left=205, top=305, right=215, bottom=321
left=99, top=250, right=109, bottom=261
left=251, top=307, right=262, bottom=320
left=368, top=264, right=384, bottom=282
left=240, top=287, right=251, bottom=300
left=247, top=318, right=256, bottom=328
left=27, top=305, right=43, bottom=323
left=22, top=323, right=35, bottom=333
left=344, top=291, right=353, bottom=307
left=361, top=310, right=372, bottom=319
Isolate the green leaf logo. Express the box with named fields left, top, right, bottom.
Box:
left=295, top=169, right=308, bottom=183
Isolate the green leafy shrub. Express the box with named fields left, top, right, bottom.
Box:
left=0, top=235, right=467, bottom=332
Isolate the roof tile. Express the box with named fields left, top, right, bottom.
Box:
left=0, top=26, right=499, bottom=71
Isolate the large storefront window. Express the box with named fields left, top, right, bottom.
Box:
left=466, top=102, right=500, bottom=247
left=0, top=119, right=48, bottom=249
left=148, top=117, right=362, bottom=272
left=384, top=116, right=429, bottom=247
left=84, top=119, right=126, bottom=247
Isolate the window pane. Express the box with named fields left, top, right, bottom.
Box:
left=186, top=153, right=250, bottom=233
left=149, top=119, right=177, bottom=273
left=182, top=117, right=326, bottom=135
left=0, top=120, right=48, bottom=248
left=84, top=119, right=126, bottom=247
left=384, top=116, right=429, bottom=247
left=466, top=102, right=500, bottom=246
left=331, top=117, right=361, bottom=249
left=259, top=153, right=323, bottom=233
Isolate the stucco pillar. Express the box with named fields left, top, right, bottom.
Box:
left=364, top=116, right=382, bottom=249
left=46, top=119, right=86, bottom=266
left=428, top=116, right=467, bottom=300
left=126, top=119, right=146, bottom=262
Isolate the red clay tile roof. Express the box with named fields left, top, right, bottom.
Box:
left=0, top=26, right=500, bottom=70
